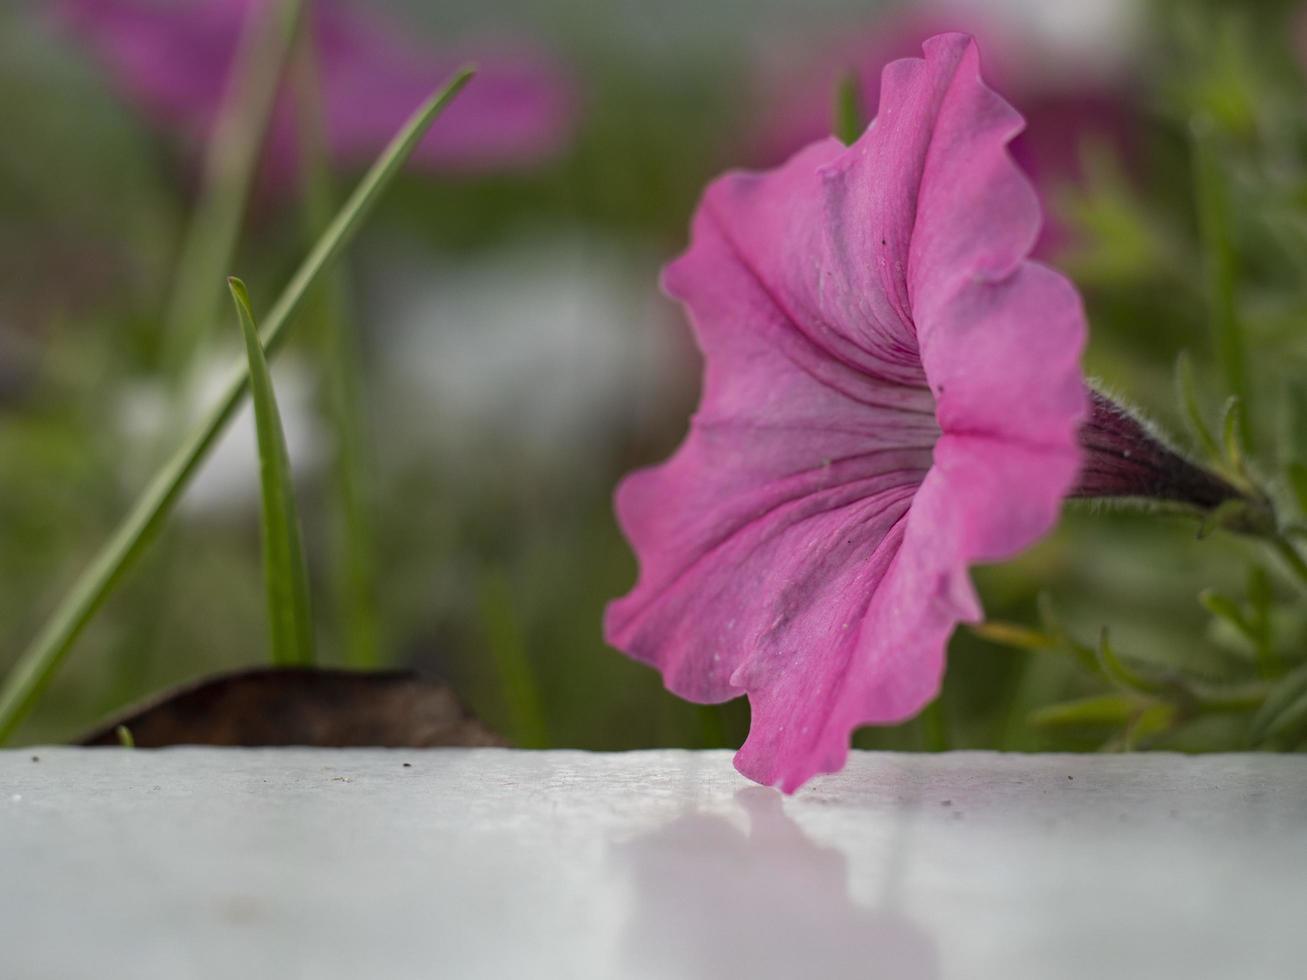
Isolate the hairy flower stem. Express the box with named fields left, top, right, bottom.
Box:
left=1072, top=390, right=1249, bottom=512
left=1072, top=390, right=1307, bottom=588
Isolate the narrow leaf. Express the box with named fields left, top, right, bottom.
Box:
left=1030, top=693, right=1149, bottom=729
left=1120, top=702, right=1177, bottom=750
left=1249, top=661, right=1307, bottom=744
left=0, top=68, right=476, bottom=743
left=1175, top=351, right=1222, bottom=461
left=230, top=278, right=315, bottom=666
left=1095, top=627, right=1162, bottom=695
left=966, top=620, right=1058, bottom=651
left=1220, top=395, right=1245, bottom=474
left=1198, top=588, right=1253, bottom=640
left=1195, top=497, right=1250, bottom=539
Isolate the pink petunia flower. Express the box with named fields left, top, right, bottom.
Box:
left=751, top=8, right=1135, bottom=257
left=52, top=0, right=576, bottom=180
left=605, top=34, right=1089, bottom=792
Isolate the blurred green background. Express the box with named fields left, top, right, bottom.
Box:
left=4, top=0, right=1307, bottom=753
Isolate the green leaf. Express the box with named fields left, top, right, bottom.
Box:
left=229, top=278, right=315, bottom=666
left=114, top=725, right=135, bottom=749
left=0, top=67, right=476, bottom=743
left=1175, top=351, right=1222, bottom=462
left=1029, top=693, right=1148, bottom=729
left=833, top=71, right=864, bottom=146
left=1198, top=587, right=1253, bottom=639
left=1195, top=497, right=1265, bottom=539
left=1095, top=628, right=1163, bottom=696
left=967, top=620, right=1058, bottom=651
left=1249, top=661, right=1307, bottom=744
left=1220, top=395, right=1246, bottom=475
left=1120, top=702, right=1177, bottom=750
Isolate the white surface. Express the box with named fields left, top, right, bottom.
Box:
left=2, top=749, right=1304, bottom=980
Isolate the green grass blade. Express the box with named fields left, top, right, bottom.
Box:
left=292, top=36, right=381, bottom=667
left=478, top=570, right=548, bottom=748
left=1191, top=121, right=1252, bottom=451
left=162, top=0, right=304, bottom=373
left=229, top=278, right=315, bottom=666
left=0, top=68, right=475, bottom=742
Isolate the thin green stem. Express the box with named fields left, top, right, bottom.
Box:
left=0, top=70, right=475, bottom=742
left=161, top=0, right=304, bottom=376
left=479, top=569, right=548, bottom=748
left=920, top=696, right=950, bottom=752
left=292, top=34, right=381, bottom=667
left=1191, top=120, right=1252, bottom=451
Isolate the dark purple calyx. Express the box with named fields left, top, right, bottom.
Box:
left=1073, top=389, right=1245, bottom=510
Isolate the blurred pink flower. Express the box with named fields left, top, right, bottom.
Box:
left=752, top=8, right=1133, bottom=256
left=53, top=0, right=577, bottom=180
left=606, top=34, right=1087, bottom=792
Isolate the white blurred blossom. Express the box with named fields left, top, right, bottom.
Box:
left=369, top=236, right=681, bottom=459
left=119, top=354, right=327, bottom=516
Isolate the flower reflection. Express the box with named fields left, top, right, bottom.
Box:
left=617, top=786, right=938, bottom=980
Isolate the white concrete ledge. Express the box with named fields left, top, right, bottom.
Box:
left=2, top=749, right=1304, bottom=979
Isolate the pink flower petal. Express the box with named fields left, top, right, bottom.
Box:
left=606, top=33, right=1086, bottom=792
left=52, top=0, right=576, bottom=178
left=751, top=10, right=1134, bottom=257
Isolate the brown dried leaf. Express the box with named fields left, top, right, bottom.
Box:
left=77, top=667, right=506, bottom=748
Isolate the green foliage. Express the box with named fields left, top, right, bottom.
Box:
left=229, top=278, right=315, bottom=666
left=0, top=68, right=474, bottom=741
